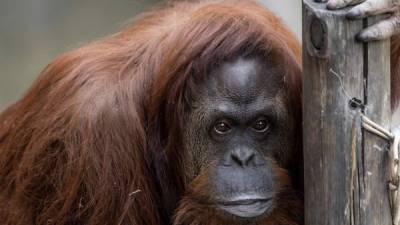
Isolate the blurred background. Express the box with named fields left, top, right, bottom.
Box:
left=0, top=0, right=301, bottom=111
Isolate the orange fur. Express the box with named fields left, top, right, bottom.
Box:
left=391, top=35, right=400, bottom=110
left=0, top=1, right=302, bottom=225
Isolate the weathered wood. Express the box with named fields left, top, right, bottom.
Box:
left=302, top=1, right=391, bottom=225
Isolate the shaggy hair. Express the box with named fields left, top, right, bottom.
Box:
left=391, top=35, right=400, bottom=109
left=0, top=1, right=302, bottom=224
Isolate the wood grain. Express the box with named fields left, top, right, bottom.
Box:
left=303, top=1, right=391, bottom=224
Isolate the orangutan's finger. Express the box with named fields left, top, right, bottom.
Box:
left=326, top=0, right=365, bottom=10
left=346, top=0, right=394, bottom=19
left=357, top=14, right=400, bottom=41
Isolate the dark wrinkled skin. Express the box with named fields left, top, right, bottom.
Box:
left=324, top=0, right=400, bottom=41
left=182, top=55, right=295, bottom=219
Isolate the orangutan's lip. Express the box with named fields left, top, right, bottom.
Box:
left=216, top=194, right=273, bottom=218
left=218, top=198, right=271, bottom=206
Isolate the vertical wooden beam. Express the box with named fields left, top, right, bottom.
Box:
left=359, top=15, right=391, bottom=225
left=302, top=1, right=391, bottom=225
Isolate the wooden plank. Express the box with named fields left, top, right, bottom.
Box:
left=302, top=1, right=391, bottom=225
left=359, top=15, right=391, bottom=225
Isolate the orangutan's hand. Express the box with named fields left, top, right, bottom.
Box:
left=325, top=0, right=400, bottom=41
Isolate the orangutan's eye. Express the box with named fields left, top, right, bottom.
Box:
left=214, top=120, right=232, bottom=134
left=252, top=118, right=270, bottom=133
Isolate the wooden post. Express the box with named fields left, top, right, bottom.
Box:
left=302, top=1, right=391, bottom=225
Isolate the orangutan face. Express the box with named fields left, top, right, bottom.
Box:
left=183, top=54, right=295, bottom=220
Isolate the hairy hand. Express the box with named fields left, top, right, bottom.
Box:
left=326, top=0, right=400, bottom=41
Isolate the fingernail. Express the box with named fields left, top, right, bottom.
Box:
left=356, top=32, right=376, bottom=42
left=346, top=9, right=362, bottom=19
left=355, top=32, right=367, bottom=42
left=326, top=1, right=339, bottom=10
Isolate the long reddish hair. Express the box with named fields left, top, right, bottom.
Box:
left=0, top=1, right=301, bottom=224
left=391, top=35, right=400, bottom=110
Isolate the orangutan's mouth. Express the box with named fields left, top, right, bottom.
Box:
left=216, top=195, right=273, bottom=218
